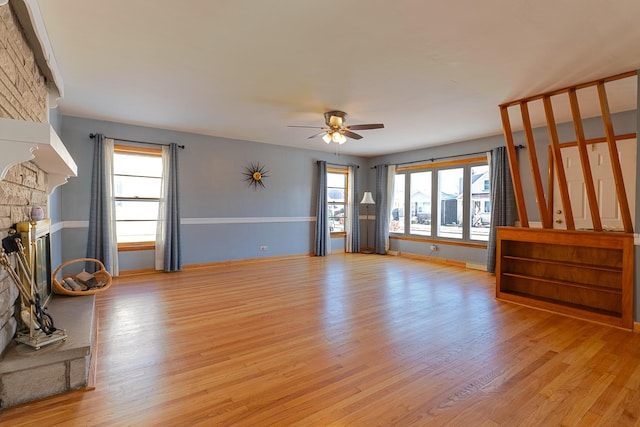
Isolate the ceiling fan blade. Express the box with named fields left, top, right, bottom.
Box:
left=307, top=130, right=327, bottom=139
left=288, top=125, right=326, bottom=129
left=343, top=130, right=363, bottom=140
left=347, top=123, right=384, bottom=131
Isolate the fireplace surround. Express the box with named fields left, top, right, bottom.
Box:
left=15, top=219, right=53, bottom=309
left=0, top=0, right=86, bottom=407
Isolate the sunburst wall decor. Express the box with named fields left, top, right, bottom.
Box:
left=243, top=162, right=269, bottom=190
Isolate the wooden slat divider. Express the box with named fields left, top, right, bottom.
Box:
left=568, top=88, right=602, bottom=231
left=499, top=70, right=637, bottom=108
left=597, top=81, right=633, bottom=233
left=520, top=101, right=551, bottom=228
left=501, top=71, right=636, bottom=231
left=547, top=145, right=554, bottom=221
left=558, top=132, right=637, bottom=148
left=543, top=95, right=575, bottom=230
left=500, top=105, right=529, bottom=227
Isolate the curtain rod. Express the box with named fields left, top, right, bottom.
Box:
left=370, top=145, right=525, bottom=168
left=89, top=133, right=185, bottom=149
left=327, top=162, right=359, bottom=168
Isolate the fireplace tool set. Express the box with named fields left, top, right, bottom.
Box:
left=0, top=230, right=67, bottom=350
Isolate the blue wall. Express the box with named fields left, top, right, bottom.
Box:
left=58, top=116, right=367, bottom=269
left=56, top=110, right=638, bottom=271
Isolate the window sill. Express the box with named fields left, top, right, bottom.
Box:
left=389, top=235, right=487, bottom=249
left=118, top=242, right=155, bottom=252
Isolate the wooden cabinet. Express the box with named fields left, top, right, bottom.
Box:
left=496, top=227, right=634, bottom=329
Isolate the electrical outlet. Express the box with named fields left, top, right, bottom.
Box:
left=430, top=244, right=438, bottom=251
left=259, top=245, right=268, bottom=251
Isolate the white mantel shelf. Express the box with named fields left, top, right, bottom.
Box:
left=0, top=117, right=77, bottom=194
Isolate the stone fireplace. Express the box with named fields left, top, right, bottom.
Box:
left=0, top=0, right=57, bottom=358
left=0, top=0, right=82, bottom=408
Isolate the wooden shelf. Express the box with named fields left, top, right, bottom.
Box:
left=501, top=255, right=621, bottom=274
left=500, top=292, right=619, bottom=317
left=502, top=273, right=622, bottom=296
left=496, top=227, right=634, bottom=329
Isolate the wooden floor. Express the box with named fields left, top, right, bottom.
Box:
left=2, top=254, right=640, bottom=426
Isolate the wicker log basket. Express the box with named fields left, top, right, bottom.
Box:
left=52, top=258, right=112, bottom=296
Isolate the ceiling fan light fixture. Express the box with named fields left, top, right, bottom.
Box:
left=328, top=115, right=343, bottom=128
left=332, top=132, right=346, bottom=144
left=292, top=110, right=383, bottom=145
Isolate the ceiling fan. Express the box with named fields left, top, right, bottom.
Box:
left=289, top=110, right=384, bottom=144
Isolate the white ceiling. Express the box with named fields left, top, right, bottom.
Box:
left=35, top=0, right=640, bottom=157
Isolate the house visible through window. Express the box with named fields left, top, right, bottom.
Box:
left=327, top=168, right=348, bottom=235
left=438, top=167, right=463, bottom=239
left=410, top=171, right=431, bottom=236
left=113, top=145, right=163, bottom=250
left=470, top=164, right=490, bottom=240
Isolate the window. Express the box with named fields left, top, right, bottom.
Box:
left=389, top=157, right=490, bottom=243
left=470, top=164, right=490, bottom=241
left=437, top=167, right=463, bottom=239
left=410, top=171, right=431, bottom=236
left=113, top=145, right=163, bottom=249
left=327, top=169, right=348, bottom=235
left=390, top=174, right=405, bottom=233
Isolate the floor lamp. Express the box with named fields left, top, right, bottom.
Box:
left=361, top=192, right=375, bottom=253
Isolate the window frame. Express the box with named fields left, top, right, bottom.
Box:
left=390, top=156, right=489, bottom=247
left=113, top=144, right=163, bottom=251
left=327, top=167, right=348, bottom=238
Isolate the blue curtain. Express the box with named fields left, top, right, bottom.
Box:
left=486, top=146, right=517, bottom=273
left=160, top=143, right=182, bottom=272
left=314, top=161, right=329, bottom=256
left=374, top=164, right=390, bottom=254
left=86, top=133, right=113, bottom=273
left=346, top=165, right=360, bottom=253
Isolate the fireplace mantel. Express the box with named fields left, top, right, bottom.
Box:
left=0, top=117, right=77, bottom=194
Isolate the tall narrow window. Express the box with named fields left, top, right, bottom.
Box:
left=470, top=164, right=490, bottom=241
left=390, top=174, right=405, bottom=234
left=410, top=171, right=432, bottom=236
left=113, top=145, right=163, bottom=249
left=327, top=169, right=348, bottom=235
left=437, top=167, right=464, bottom=239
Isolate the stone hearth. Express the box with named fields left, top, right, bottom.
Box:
left=0, top=295, right=96, bottom=408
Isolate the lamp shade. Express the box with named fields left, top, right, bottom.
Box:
left=360, top=191, right=375, bottom=204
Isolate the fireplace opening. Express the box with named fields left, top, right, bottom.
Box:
left=16, top=219, right=52, bottom=308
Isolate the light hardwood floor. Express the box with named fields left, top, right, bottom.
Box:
left=2, top=254, right=640, bottom=426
